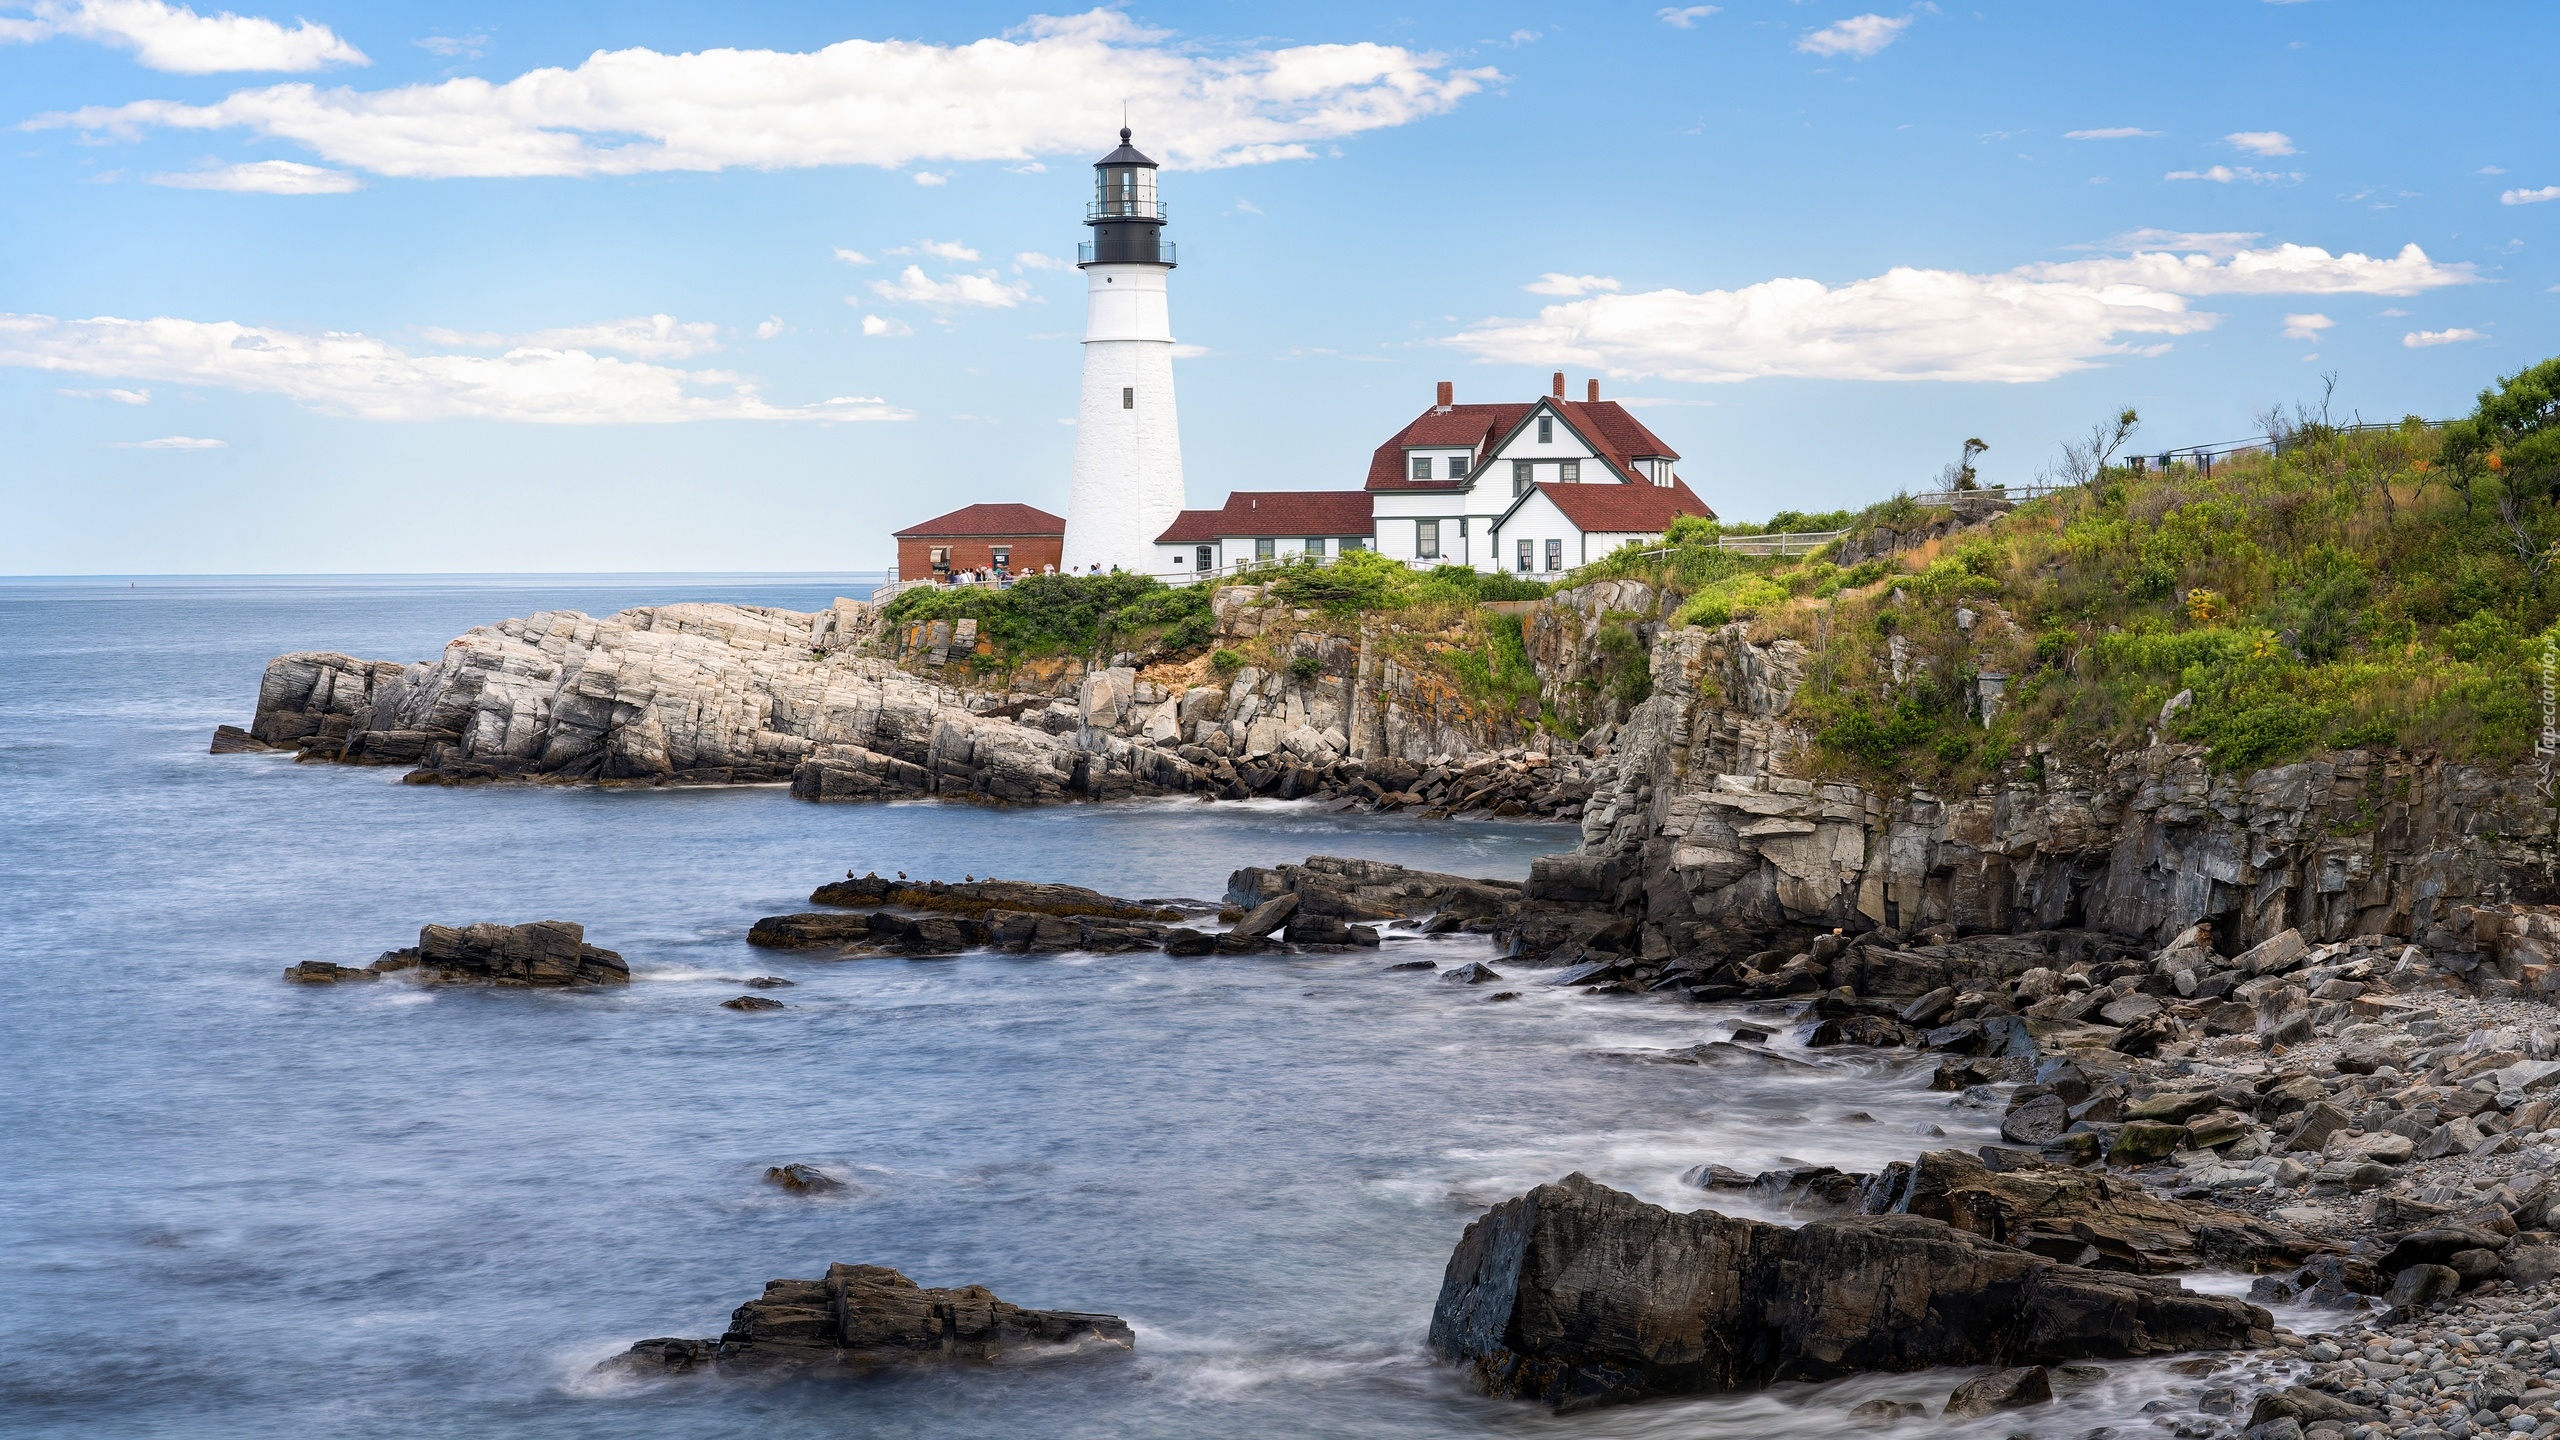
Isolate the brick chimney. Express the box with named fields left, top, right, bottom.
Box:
left=1551, top=371, right=1565, bottom=398
left=1435, top=380, right=1452, bottom=408
left=1586, top=378, right=1600, bottom=402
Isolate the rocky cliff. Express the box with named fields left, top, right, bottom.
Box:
left=233, top=599, right=1592, bottom=814
left=1543, top=618, right=2558, bottom=961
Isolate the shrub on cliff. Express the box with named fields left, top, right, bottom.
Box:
left=880, top=572, right=1213, bottom=659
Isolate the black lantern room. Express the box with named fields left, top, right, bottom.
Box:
left=1080, top=128, right=1174, bottom=268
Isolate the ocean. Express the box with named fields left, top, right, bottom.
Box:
left=0, top=577, right=2289, bottom=1437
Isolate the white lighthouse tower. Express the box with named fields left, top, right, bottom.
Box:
left=1060, top=128, right=1186, bottom=575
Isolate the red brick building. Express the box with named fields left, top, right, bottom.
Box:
left=893, top=503, right=1066, bottom=582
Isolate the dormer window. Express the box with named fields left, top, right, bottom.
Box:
left=1410, top=455, right=1432, bottom=481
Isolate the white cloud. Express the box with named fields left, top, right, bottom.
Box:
left=901, top=239, right=979, bottom=261
left=2480, top=166, right=2507, bottom=175
left=147, top=159, right=361, bottom=193
left=2083, top=228, right=2263, bottom=257
left=2165, top=165, right=2300, bottom=184
left=2403, top=328, right=2484, bottom=348
left=1170, top=343, right=1210, bottom=358
left=0, top=311, right=908, bottom=423
left=2281, top=312, right=2333, bottom=340
left=1796, top=13, right=1910, bottom=58
left=1013, top=251, right=1074, bottom=271
left=832, top=248, right=873, bottom=265
left=868, top=265, right=1033, bottom=309
left=1657, top=5, right=1719, bottom=27
left=2019, top=241, right=2474, bottom=297
left=2225, top=130, right=2296, bottom=156
left=1226, top=197, right=1262, bottom=215
left=754, top=316, right=785, bottom=340
left=859, top=314, right=911, bottom=337
left=32, top=10, right=1493, bottom=179
left=418, top=314, right=723, bottom=359
left=2, top=0, right=364, bottom=72
left=2501, top=186, right=2560, bottom=206
left=59, top=385, right=152, bottom=402
left=109, top=435, right=225, bottom=448
left=1447, top=237, right=2478, bottom=385
left=912, top=171, right=948, bottom=186
left=2065, top=127, right=2159, bottom=140
left=1523, top=273, right=1620, bottom=297
left=414, top=32, right=487, bottom=60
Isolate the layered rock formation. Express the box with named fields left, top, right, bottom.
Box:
left=609, top=1263, right=1133, bottom=1376
left=1428, top=1172, right=2270, bottom=1411
left=235, top=600, right=1591, bottom=814
left=1557, top=619, right=2556, bottom=962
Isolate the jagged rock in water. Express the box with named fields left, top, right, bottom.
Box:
left=764, top=1164, right=841, bottom=1193
left=1428, top=1172, right=2269, bottom=1411
left=606, top=1263, right=1134, bottom=1375
left=282, top=961, right=379, bottom=984
left=810, top=875, right=1178, bottom=922
left=1942, top=1365, right=2052, bottom=1417
left=371, top=921, right=629, bottom=987
left=722, top=995, right=785, bottom=1011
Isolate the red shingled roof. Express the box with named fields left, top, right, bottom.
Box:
left=1366, top=395, right=1679, bottom=492
left=1531, top=478, right=1716, bottom=533
left=893, top=502, right=1065, bottom=538
left=1153, top=490, right=1375, bottom=544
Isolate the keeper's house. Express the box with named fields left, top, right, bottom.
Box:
left=1364, top=373, right=1712, bottom=575
left=893, top=503, right=1065, bottom=581
left=1151, top=490, right=1375, bottom=578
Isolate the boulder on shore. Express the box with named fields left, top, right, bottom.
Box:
left=606, top=1263, right=1134, bottom=1375
left=1428, top=1172, right=2270, bottom=1412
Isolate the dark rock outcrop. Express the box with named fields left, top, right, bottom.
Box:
left=1428, top=1172, right=2270, bottom=1412
left=385, top=921, right=629, bottom=986
left=809, top=874, right=1179, bottom=922
left=304, top=921, right=629, bottom=987
left=608, top=1263, right=1133, bottom=1375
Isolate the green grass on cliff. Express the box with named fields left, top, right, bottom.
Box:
left=1569, top=357, right=2560, bottom=782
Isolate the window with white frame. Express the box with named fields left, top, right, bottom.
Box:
left=1537, top=415, right=1553, bottom=444
left=1559, top=460, right=1580, bottom=483
left=1409, top=454, right=1432, bottom=481
left=1512, top=460, right=1534, bottom=496
left=1545, top=538, right=1563, bottom=572
left=1515, top=539, right=1532, bottom=572
left=1415, top=519, right=1439, bottom=559
left=1254, top=537, right=1275, bottom=561
left=1446, top=452, right=1468, bottom=479
left=1304, top=537, right=1326, bottom=556
left=1195, top=544, right=1214, bottom=571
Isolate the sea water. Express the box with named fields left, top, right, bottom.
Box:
left=0, top=578, right=2288, bottom=1438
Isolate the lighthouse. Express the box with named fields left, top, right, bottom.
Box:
left=1059, top=128, right=1186, bottom=576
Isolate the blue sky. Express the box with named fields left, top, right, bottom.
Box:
left=3, top=0, right=2553, bottom=574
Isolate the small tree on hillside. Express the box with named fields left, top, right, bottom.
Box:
left=1935, top=437, right=1989, bottom=491
left=2052, top=408, right=2140, bottom=488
